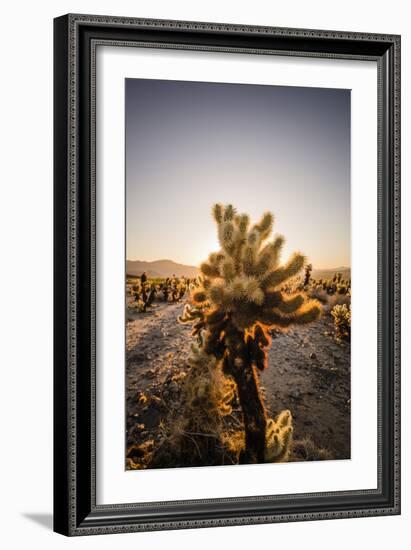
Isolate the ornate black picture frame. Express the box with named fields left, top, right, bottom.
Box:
left=53, top=14, right=401, bottom=536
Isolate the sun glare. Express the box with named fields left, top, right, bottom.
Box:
left=193, top=234, right=220, bottom=267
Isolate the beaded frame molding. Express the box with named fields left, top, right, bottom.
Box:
left=53, top=14, right=401, bottom=536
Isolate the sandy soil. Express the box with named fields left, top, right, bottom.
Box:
left=126, top=297, right=350, bottom=464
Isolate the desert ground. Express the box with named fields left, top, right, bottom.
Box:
left=126, top=293, right=350, bottom=467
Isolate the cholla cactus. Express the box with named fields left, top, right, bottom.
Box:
left=331, top=303, right=351, bottom=340
left=185, top=204, right=322, bottom=463
left=264, top=409, right=293, bottom=462
left=131, top=281, right=157, bottom=312
left=303, top=263, right=313, bottom=288
left=160, top=277, right=189, bottom=303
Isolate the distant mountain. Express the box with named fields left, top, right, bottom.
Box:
left=126, top=259, right=350, bottom=282
left=126, top=259, right=199, bottom=279
left=312, top=267, right=351, bottom=281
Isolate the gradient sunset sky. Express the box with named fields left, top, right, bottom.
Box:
left=125, top=78, right=350, bottom=269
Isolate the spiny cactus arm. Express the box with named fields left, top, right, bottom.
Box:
left=234, top=213, right=250, bottom=234
left=266, top=426, right=293, bottom=463
left=259, top=298, right=321, bottom=328
left=218, top=221, right=236, bottom=254
left=178, top=304, right=204, bottom=324
left=208, top=251, right=226, bottom=267
left=200, top=261, right=220, bottom=278
left=252, top=211, right=274, bottom=242
left=271, top=234, right=285, bottom=259
left=249, top=343, right=267, bottom=370
left=244, top=324, right=271, bottom=370
left=253, top=323, right=271, bottom=347
left=242, top=245, right=257, bottom=276
left=212, top=203, right=224, bottom=224
left=242, top=277, right=265, bottom=305
left=264, top=431, right=282, bottom=459
left=209, top=276, right=263, bottom=310
left=277, top=293, right=305, bottom=313
left=258, top=309, right=293, bottom=327
left=223, top=204, right=236, bottom=221
left=246, top=228, right=260, bottom=250
left=221, top=259, right=235, bottom=281
left=255, top=235, right=285, bottom=276
left=263, top=290, right=283, bottom=308
left=208, top=279, right=237, bottom=310
left=261, top=252, right=306, bottom=290
left=287, top=300, right=322, bottom=324
left=246, top=335, right=268, bottom=370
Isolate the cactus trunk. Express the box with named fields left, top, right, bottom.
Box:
left=230, top=359, right=267, bottom=463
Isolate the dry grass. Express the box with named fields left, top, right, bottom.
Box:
left=291, top=437, right=334, bottom=461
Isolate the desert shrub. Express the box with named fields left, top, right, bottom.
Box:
left=309, top=284, right=329, bottom=305
left=150, top=344, right=237, bottom=467
left=331, top=303, right=351, bottom=340
left=127, top=440, right=154, bottom=469
left=292, top=437, right=333, bottom=461
left=326, top=292, right=351, bottom=314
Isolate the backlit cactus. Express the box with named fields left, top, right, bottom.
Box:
left=264, top=409, right=293, bottom=462
left=331, top=303, right=351, bottom=341
left=185, top=204, right=322, bottom=463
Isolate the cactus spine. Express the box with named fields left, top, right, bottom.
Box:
left=186, top=204, right=322, bottom=463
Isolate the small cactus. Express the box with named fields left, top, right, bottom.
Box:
left=303, top=263, right=312, bottom=288
left=131, top=282, right=157, bottom=312
left=264, top=409, right=293, bottom=462
left=331, top=303, right=351, bottom=341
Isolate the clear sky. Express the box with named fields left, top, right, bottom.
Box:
left=125, top=78, right=350, bottom=269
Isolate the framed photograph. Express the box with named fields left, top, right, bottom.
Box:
left=53, top=14, right=401, bottom=536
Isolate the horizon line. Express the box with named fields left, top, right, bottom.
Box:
left=126, top=257, right=351, bottom=271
